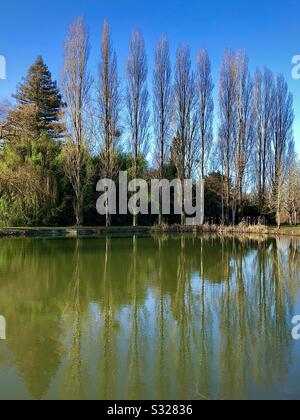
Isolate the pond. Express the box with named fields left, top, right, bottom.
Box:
left=0, top=235, right=299, bottom=400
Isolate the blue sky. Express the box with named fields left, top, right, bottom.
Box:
left=0, top=0, right=299, bottom=153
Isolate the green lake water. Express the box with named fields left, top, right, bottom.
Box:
left=0, top=235, right=299, bottom=400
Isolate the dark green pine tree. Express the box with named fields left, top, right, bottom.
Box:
left=14, top=56, right=64, bottom=138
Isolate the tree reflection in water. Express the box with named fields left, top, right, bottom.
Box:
left=0, top=235, right=299, bottom=400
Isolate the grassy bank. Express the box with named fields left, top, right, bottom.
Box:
left=152, top=223, right=300, bottom=237
left=0, top=226, right=152, bottom=238
left=0, top=224, right=299, bottom=238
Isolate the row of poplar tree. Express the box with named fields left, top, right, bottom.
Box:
left=0, top=17, right=299, bottom=227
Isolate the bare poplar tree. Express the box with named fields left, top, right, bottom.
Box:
left=196, top=48, right=214, bottom=179
left=186, top=80, right=198, bottom=180
left=153, top=36, right=172, bottom=224
left=218, top=49, right=238, bottom=222
left=61, top=16, right=92, bottom=226
left=253, top=68, right=274, bottom=216
left=173, top=44, right=197, bottom=224
left=285, top=158, right=300, bottom=225
left=270, top=74, right=294, bottom=227
left=126, top=30, right=150, bottom=226
left=98, top=20, right=120, bottom=226
left=235, top=50, right=253, bottom=220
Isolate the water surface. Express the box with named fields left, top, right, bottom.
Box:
left=0, top=235, right=299, bottom=400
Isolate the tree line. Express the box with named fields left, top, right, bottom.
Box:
left=0, top=17, right=299, bottom=227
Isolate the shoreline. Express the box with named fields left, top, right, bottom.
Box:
left=0, top=225, right=299, bottom=238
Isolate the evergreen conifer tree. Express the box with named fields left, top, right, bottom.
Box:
left=14, top=56, right=64, bottom=138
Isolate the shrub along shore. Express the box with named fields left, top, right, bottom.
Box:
left=0, top=224, right=299, bottom=238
